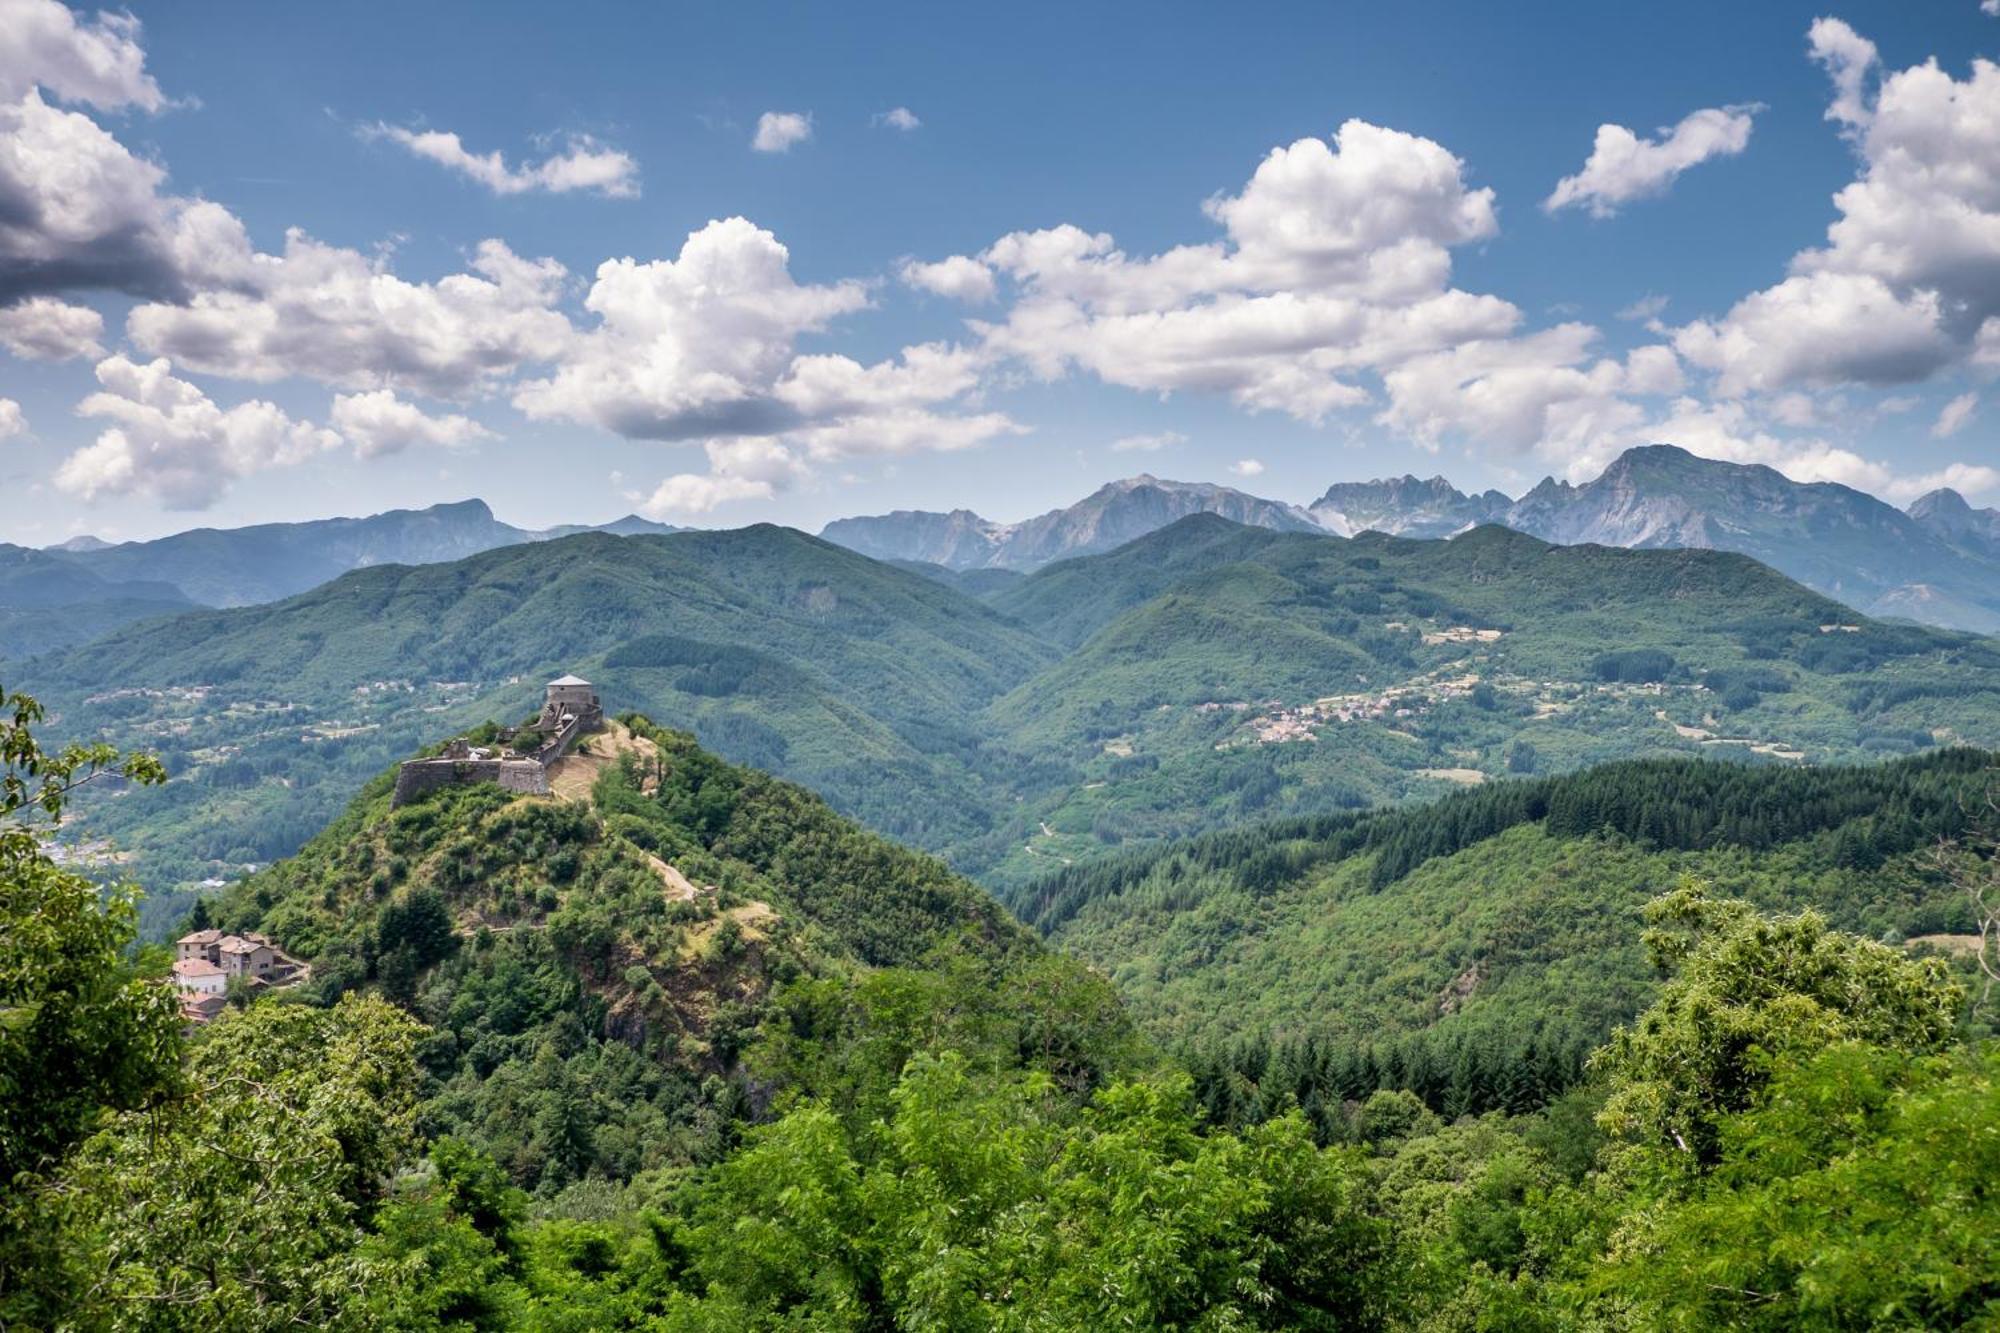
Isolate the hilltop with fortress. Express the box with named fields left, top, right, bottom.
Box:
left=391, top=674, right=605, bottom=806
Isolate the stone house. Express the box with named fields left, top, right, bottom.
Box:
left=176, top=929, right=279, bottom=980
left=172, top=957, right=227, bottom=996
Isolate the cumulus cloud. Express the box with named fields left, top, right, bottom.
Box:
left=0, top=397, right=24, bottom=438
left=0, top=0, right=164, bottom=111
left=364, top=124, right=639, bottom=198
left=1110, top=431, right=1185, bottom=452
left=0, top=86, right=240, bottom=303
left=955, top=120, right=1522, bottom=428
left=329, top=389, right=492, bottom=458
left=1229, top=458, right=1265, bottom=477
left=1544, top=104, right=1758, bottom=218
left=513, top=218, right=866, bottom=439
left=514, top=218, right=1016, bottom=511
left=752, top=111, right=812, bottom=153
left=56, top=355, right=340, bottom=507
left=898, top=254, right=996, bottom=302
left=1808, top=17, right=1878, bottom=129
left=1933, top=390, right=1978, bottom=438
left=1676, top=20, right=2000, bottom=397
left=0, top=294, right=102, bottom=358
left=126, top=234, right=574, bottom=396
left=0, top=3, right=243, bottom=306
left=873, top=106, right=920, bottom=131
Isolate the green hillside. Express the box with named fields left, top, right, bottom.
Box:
left=23, top=527, right=1057, bottom=916
left=976, top=518, right=2000, bottom=880
left=15, top=683, right=1999, bottom=1329
left=195, top=716, right=1130, bottom=1194
left=23, top=516, right=2000, bottom=919
left=1005, top=749, right=1994, bottom=1103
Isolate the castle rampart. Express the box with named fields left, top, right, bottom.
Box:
left=389, top=674, right=601, bottom=807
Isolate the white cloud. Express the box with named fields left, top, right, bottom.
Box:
left=1808, top=18, right=1878, bottom=129
left=1674, top=270, right=1952, bottom=396
left=873, top=106, right=920, bottom=131
left=0, top=294, right=101, bottom=358
left=56, top=355, right=340, bottom=507
left=752, top=111, right=812, bottom=153
left=0, top=86, right=242, bottom=304
left=329, top=389, right=492, bottom=458
left=1617, top=294, right=1669, bottom=322
left=1545, top=104, right=1759, bottom=218
left=1985, top=0, right=2000, bottom=17
left=0, top=0, right=164, bottom=111
left=1933, top=390, right=1979, bottom=438
left=1229, top=457, right=1265, bottom=477
left=898, top=254, right=995, bottom=302
left=1111, top=431, right=1185, bottom=453
left=513, top=217, right=867, bottom=439
left=364, top=124, right=639, bottom=198
left=1676, top=21, right=2000, bottom=397
left=514, top=218, right=1016, bottom=508
left=126, top=234, right=573, bottom=396
left=0, top=396, right=24, bottom=438
left=958, top=120, right=1519, bottom=427
left=1895, top=460, right=2000, bottom=500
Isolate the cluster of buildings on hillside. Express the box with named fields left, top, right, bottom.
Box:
left=172, top=928, right=308, bottom=1025
left=1216, top=671, right=1490, bottom=748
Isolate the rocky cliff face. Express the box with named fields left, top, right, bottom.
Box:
left=1492, top=447, right=2000, bottom=631
left=1909, top=487, right=2000, bottom=555
left=1309, top=474, right=1510, bottom=537
left=817, top=508, right=1006, bottom=568
left=820, top=476, right=1320, bottom=570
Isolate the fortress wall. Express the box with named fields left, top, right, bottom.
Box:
left=392, top=758, right=549, bottom=806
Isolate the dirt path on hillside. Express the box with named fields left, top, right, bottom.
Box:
left=547, top=719, right=660, bottom=801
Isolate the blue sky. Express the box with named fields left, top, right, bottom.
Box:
left=1, top=0, right=1997, bottom=541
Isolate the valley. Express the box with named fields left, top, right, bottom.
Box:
left=20, top=514, right=2000, bottom=936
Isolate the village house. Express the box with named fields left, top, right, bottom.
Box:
left=171, top=956, right=226, bottom=996
left=176, top=928, right=280, bottom=980
left=172, top=926, right=305, bottom=1026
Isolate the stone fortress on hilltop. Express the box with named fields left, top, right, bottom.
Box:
left=391, top=673, right=605, bottom=806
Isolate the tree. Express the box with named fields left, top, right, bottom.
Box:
left=1593, top=879, right=1961, bottom=1169
left=1598, top=1042, right=2000, bottom=1330
left=0, top=681, right=177, bottom=1323
left=45, top=995, right=427, bottom=1330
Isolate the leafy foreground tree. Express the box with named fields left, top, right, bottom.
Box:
left=0, top=682, right=179, bottom=1322
left=1520, top=881, right=1996, bottom=1330
left=647, top=1051, right=1386, bottom=1331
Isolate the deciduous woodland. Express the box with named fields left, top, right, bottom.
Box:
left=6, top=683, right=1997, bottom=1328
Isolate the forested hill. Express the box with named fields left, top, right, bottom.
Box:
left=26, top=513, right=2000, bottom=920
left=1005, top=748, right=1996, bottom=1098
left=199, top=717, right=1119, bottom=1193
left=25, top=525, right=1059, bottom=913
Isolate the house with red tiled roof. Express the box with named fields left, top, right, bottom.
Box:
left=172, top=957, right=226, bottom=996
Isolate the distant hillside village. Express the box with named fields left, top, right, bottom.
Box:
left=391, top=674, right=604, bottom=806
left=170, top=674, right=605, bottom=1026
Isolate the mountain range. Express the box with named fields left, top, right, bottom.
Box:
left=818, top=474, right=1322, bottom=570
left=820, top=446, right=2000, bottom=632
left=13, top=441, right=1998, bottom=666
left=0, top=501, right=678, bottom=658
